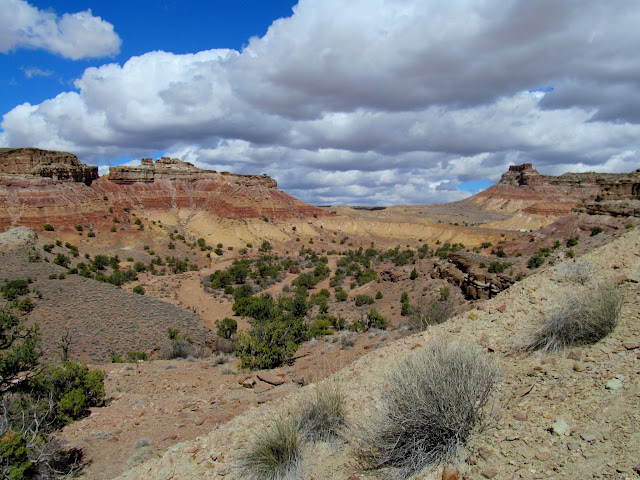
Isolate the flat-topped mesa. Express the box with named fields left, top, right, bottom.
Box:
left=0, top=147, right=98, bottom=185
left=497, top=163, right=640, bottom=200
left=108, top=157, right=278, bottom=188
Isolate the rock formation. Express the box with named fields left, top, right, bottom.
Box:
left=0, top=147, right=98, bottom=185
left=465, top=163, right=640, bottom=220
left=0, top=151, right=325, bottom=231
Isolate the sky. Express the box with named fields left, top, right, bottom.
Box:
left=1, top=0, right=639, bottom=206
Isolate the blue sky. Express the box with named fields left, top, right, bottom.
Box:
left=1, top=0, right=297, bottom=116
left=1, top=0, right=639, bottom=206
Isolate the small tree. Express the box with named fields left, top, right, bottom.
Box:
left=215, top=318, right=238, bottom=340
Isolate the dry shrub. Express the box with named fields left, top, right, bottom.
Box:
left=357, top=339, right=500, bottom=479
left=526, top=282, right=623, bottom=352
left=297, top=380, right=345, bottom=442
left=555, top=261, right=595, bottom=286
left=237, top=414, right=303, bottom=480
left=409, top=295, right=456, bottom=330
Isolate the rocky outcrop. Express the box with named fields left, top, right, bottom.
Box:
left=94, top=157, right=323, bottom=220
left=108, top=157, right=278, bottom=188
left=466, top=164, right=640, bottom=220
left=0, top=147, right=98, bottom=185
left=432, top=252, right=516, bottom=300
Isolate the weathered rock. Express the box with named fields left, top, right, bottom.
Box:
left=480, top=467, right=498, bottom=478
left=257, top=372, right=285, bottom=385
left=0, top=147, right=98, bottom=185
left=442, top=466, right=459, bottom=480
left=606, top=374, right=625, bottom=390
left=552, top=418, right=570, bottom=436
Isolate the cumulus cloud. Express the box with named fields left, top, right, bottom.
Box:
left=1, top=0, right=639, bottom=205
left=0, top=0, right=121, bottom=59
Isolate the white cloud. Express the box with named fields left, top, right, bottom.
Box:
left=0, top=0, right=121, bottom=59
left=2, top=0, right=640, bottom=205
left=20, top=66, right=53, bottom=78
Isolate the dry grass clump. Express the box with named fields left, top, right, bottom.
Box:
left=238, top=414, right=303, bottom=480
left=297, top=381, right=345, bottom=442
left=555, top=260, right=595, bottom=285
left=239, top=381, right=346, bottom=479
left=357, top=339, right=500, bottom=479
left=526, top=282, right=623, bottom=352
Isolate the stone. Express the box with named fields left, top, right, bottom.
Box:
left=480, top=468, right=498, bottom=478
left=515, top=384, right=534, bottom=397
left=552, top=419, right=570, bottom=436
left=535, top=451, right=551, bottom=461
left=573, top=362, right=585, bottom=372
left=567, top=442, right=581, bottom=451
left=496, top=303, right=506, bottom=313
left=513, top=411, right=528, bottom=421
left=606, top=374, right=624, bottom=390
left=241, top=377, right=257, bottom=389
left=567, top=349, right=582, bottom=361
left=580, top=433, right=597, bottom=442
left=622, top=342, right=640, bottom=350
left=257, top=372, right=285, bottom=385
left=253, top=382, right=274, bottom=394
left=442, top=466, right=459, bottom=480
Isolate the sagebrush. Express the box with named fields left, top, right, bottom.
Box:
left=357, top=339, right=500, bottom=479
left=526, top=282, right=623, bottom=352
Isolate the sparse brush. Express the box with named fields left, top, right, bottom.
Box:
left=526, top=282, right=623, bottom=352
left=297, top=380, right=346, bottom=442
left=409, top=295, right=456, bottom=330
left=237, top=414, right=303, bottom=480
left=555, top=261, right=595, bottom=286
left=357, top=339, right=500, bottom=479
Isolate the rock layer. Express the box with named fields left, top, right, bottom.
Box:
left=0, top=147, right=98, bottom=185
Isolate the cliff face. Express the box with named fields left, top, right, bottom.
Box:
left=467, top=164, right=640, bottom=218
left=0, top=148, right=98, bottom=185
left=94, top=157, right=320, bottom=219
left=108, top=157, right=278, bottom=188
left=0, top=152, right=325, bottom=231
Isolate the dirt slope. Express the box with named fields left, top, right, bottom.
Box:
left=112, top=227, right=640, bottom=480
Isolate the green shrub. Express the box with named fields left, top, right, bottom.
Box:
left=566, top=236, right=579, bottom=247
left=126, top=351, right=147, bottom=362
left=526, top=283, right=623, bottom=352
left=132, top=285, right=145, bottom=295
left=307, top=318, right=333, bottom=338
left=43, top=224, right=54, bottom=231
left=590, top=226, right=603, bottom=236
left=335, top=288, right=348, bottom=302
left=355, top=294, right=374, bottom=307
left=375, top=291, right=383, bottom=299
left=488, top=261, right=512, bottom=274
left=215, top=317, right=238, bottom=339
left=110, top=354, right=123, bottom=363
left=357, top=340, right=500, bottom=479
left=366, top=308, right=387, bottom=329
left=410, top=268, right=418, bottom=280
left=74, top=225, right=83, bottom=232
left=1, top=279, right=30, bottom=301
left=527, top=253, right=545, bottom=269
left=53, top=253, right=70, bottom=268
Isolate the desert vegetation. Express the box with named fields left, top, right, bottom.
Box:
left=525, top=282, right=624, bottom=352
left=357, top=339, right=500, bottom=479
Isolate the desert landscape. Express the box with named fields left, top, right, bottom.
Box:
left=1, top=147, right=638, bottom=479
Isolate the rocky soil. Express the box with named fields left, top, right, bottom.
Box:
left=111, top=227, right=640, bottom=480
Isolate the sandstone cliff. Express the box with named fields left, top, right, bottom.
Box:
left=0, top=147, right=98, bottom=185
left=465, top=163, right=640, bottom=220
